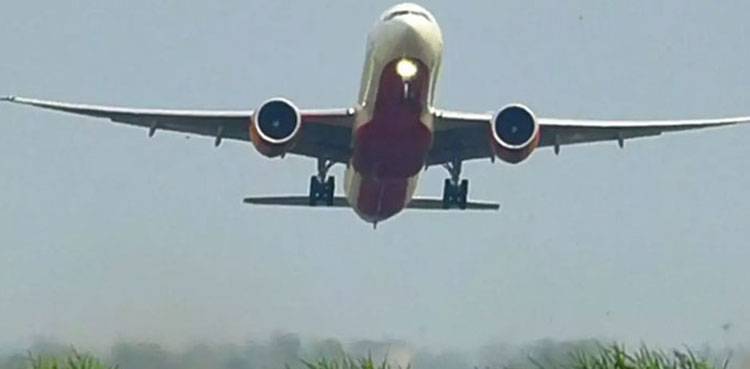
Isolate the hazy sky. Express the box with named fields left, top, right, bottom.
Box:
left=1, top=0, right=749, bottom=351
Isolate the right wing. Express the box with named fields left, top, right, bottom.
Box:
left=1, top=96, right=355, bottom=163
left=430, top=109, right=750, bottom=165
left=537, top=117, right=750, bottom=150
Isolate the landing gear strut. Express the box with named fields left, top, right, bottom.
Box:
left=309, top=158, right=335, bottom=206
left=442, top=159, right=469, bottom=210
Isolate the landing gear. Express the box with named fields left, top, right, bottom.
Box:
left=309, top=158, right=335, bottom=206
left=442, top=160, right=469, bottom=210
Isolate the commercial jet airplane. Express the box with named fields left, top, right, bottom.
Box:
left=3, top=3, right=750, bottom=225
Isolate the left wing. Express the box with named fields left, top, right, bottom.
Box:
left=1, top=96, right=354, bottom=163
left=430, top=109, right=750, bottom=165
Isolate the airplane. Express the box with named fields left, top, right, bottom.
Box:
left=3, top=2, right=750, bottom=225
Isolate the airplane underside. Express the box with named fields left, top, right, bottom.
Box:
left=345, top=57, right=433, bottom=222
left=247, top=58, right=498, bottom=224
left=245, top=57, right=499, bottom=224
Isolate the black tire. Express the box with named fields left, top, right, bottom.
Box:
left=309, top=176, right=320, bottom=206
left=458, top=180, right=469, bottom=210
left=325, top=177, right=335, bottom=206
left=442, top=179, right=453, bottom=209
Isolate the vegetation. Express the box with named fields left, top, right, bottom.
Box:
left=298, top=345, right=727, bottom=369
left=25, top=351, right=115, bottom=369
left=1, top=339, right=740, bottom=369
left=303, top=356, right=399, bottom=369
left=568, top=344, right=728, bottom=369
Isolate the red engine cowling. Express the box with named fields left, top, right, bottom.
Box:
left=491, top=104, right=540, bottom=164
left=250, top=98, right=302, bottom=158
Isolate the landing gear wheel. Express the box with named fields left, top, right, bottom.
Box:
left=324, top=177, right=335, bottom=206
left=442, top=179, right=454, bottom=209
left=441, top=160, right=470, bottom=210
left=309, top=176, right=321, bottom=206
left=308, top=159, right=336, bottom=207
left=458, top=180, right=469, bottom=210
left=309, top=176, right=335, bottom=206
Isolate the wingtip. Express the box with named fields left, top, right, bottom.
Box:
left=1, top=96, right=16, bottom=102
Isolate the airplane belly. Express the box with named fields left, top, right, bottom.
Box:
left=345, top=168, right=419, bottom=223
left=346, top=98, right=430, bottom=223
left=352, top=57, right=434, bottom=179
left=352, top=115, right=432, bottom=178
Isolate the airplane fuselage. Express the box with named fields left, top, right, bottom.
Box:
left=345, top=5, right=444, bottom=223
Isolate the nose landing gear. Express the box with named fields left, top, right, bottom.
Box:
left=442, top=160, right=468, bottom=209
left=309, top=158, right=335, bottom=206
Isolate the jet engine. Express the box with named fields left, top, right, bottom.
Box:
left=491, top=104, right=540, bottom=164
left=250, top=98, right=302, bottom=158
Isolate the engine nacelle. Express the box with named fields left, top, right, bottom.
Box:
left=491, top=104, right=540, bottom=164
left=250, top=98, right=302, bottom=158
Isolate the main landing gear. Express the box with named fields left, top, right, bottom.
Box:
left=309, top=158, right=335, bottom=206
left=442, top=160, right=469, bottom=210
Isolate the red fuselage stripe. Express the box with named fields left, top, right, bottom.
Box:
left=351, top=59, right=433, bottom=221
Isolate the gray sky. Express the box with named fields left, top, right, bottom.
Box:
left=1, top=0, right=749, bottom=351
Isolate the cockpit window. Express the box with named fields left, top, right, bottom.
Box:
left=383, top=10, right=432, bottom=22
left=384, top=11, right=409, bottom=20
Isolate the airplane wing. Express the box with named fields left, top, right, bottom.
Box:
left=1, top=96, right=354, bottom=163
left=429, top=109, right=750, bottom=165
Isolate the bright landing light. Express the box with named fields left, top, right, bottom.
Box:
left=396, top=58, right=418, bottom=80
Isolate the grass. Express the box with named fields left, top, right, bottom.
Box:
left=26, top=351, right=116, bottom=369
left=548, top=344, right=726, bottom=369
left=303, top=356, right=405, bottom=369
left=16, top=344, right=727, bottom=369
left=300, top=345, right=725, bottom=369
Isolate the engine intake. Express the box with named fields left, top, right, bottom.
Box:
left=250, top=98, right=302, bottom=157
left=491, top=104, right=540, bottom=164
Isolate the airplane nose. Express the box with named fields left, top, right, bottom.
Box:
left=395, top=18, right=425, bottom=41
left=371, top=13, right=443, bottom=67
left=389, top=17, right=435, bottom=52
